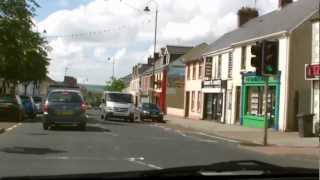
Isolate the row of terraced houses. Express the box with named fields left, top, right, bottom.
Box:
left=128, top=0, right=320, bottom=133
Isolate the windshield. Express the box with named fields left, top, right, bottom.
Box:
left=106, top=93, right=132, bottom=103
left=48, top=92, right=83, bottom=103
left=0, top=0, right=319, bottom=178
left=142, top=103, right=159, bottom=110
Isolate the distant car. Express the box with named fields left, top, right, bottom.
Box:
left=20, top=95, right=37, bottom=119
left=136, top=103, right=164, bottom=122
left=0, top=95, right=25, bottom=122
left=42, top=89, right=87, bottom=130
left=33, top=96, right=43, bottom=114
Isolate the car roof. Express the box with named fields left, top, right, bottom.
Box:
left=50, top=89, right=81, bottom=93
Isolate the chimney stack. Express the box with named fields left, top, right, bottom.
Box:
left=279, top=0, right=293, bottom=9
left=237, top=7, right=259, bottom=27
left=147, top=56, right=154, bottom=65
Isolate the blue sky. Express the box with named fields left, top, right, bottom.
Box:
left=35, top=0, right=91, bottom=21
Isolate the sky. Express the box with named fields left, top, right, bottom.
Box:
left=34, top=0, right=279, bottom=85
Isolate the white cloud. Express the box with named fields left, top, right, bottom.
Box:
left=38, top=0, right=278, bottom=85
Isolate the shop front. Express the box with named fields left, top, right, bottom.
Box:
left=240, top=73, right=280, bottom=130
left=202, top=79, right=227, bottom=123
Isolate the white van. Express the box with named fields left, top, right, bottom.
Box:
left=100, top=91, right=135, bottom=122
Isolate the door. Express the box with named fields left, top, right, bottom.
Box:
left=204, top=94, right=213, bottom=120
left=212, top=93, right=223, bottom=121
left=235, top=87, right=241, bottom=124
left=185, top=92, right=190, bottom=117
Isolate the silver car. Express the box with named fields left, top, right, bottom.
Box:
left=42, top=90, right=87, bottom=130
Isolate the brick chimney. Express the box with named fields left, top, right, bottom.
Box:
left=147, top=56, right=154, bottom=65
left=279, top=0, right=293, bottom=9
left=237, top=7, right=259, bottom=27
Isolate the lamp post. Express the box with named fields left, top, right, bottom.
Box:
left=107, top=57, right=115, bottom=80
left=144, top=0, right=159, bottom=103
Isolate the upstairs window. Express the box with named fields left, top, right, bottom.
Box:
left=228, top=52, right=233, bottom=78
left=241, top=46, right=246, bottom=70
left=192, top=63, right=196, bottom=80
left=198, top=62, right=203, bottom=79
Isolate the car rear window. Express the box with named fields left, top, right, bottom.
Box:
left=48, top=92, right=83, bottom=103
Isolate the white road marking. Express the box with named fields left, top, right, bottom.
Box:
left=4, top=123, right=22, bottom=132
left=197, top=132, right=239, bottom=143
left=104, top=132, right=119, bottom=137
left=126, top=157, right=162, bottom=170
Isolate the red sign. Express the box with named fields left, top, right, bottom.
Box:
left=306, top=64, right=320, bottom=80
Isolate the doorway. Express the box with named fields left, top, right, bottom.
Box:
left=185, top=91, right=190, bottom=117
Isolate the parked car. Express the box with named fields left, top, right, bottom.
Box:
left=0, top=95, right=25, bottom=122
left=42, top=89, right=87, bottom=130
left=33, top=96, right=43, bottom=114
left=20, top=95, right=37, bottom=119
left=136, top=103, right=164, bottom=122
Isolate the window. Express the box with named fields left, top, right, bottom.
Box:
left=217, top=55, right=222, bottom=79
left=191, top=91, right=195, bottom=111
left=198, top=62, right=203, bottom=79
left=241, top=46, right=246, bottom=70
left=187, top=64, right=190, bottom=80
left=197, top=91, right=201, bottom=112
left=228, top=52, right=233, bottom=78
left=192, top=63, right=196, bottom=80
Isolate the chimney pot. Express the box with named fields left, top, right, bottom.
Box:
left=237, top=7, right=259, bottom=27
left=279, top=0, right=293, bottom=9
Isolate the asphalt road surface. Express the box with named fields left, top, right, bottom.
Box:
left=0, top=110, right=317, bottom=178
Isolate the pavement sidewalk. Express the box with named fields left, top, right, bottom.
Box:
left=164, top=115, right=319, bottom=148
left=0, top=122, right=18, bottom=134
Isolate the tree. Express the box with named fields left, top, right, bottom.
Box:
left=0, top=0, right=50, bottom=95
left=105, top=78, right=126, bottom=92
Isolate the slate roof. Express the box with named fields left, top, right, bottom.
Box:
left=166, top=45, right=193, bottom=54
left=180, top=43, right=209, bottom=64
left=205, top=0, right=319, bottom=54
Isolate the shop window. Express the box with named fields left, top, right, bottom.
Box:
left=197, top=91, right=201, bottom=112
left=246, top=86, right=276, bottom=117
left=191, top=91, right=195, bottom=112
left=241, top=46, right=246, bottom=70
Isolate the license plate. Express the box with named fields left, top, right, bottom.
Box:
left=58, top=111, right=73, bottom=116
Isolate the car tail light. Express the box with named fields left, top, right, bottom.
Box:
left=80, top=102, right=86, bottom=111
left=43, top=100, right=48, bottom=113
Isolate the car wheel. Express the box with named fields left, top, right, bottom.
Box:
left=158, top=117, right=165, bottom=123
left=101, top=114, right=104, bottom=120
left=43, top=123, right=49, bottom=130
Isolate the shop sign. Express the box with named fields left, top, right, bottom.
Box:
left=305, top=64, right=320, bottom=80
left=205, top=57, right=213, bottom=78
left=202, top=79, right=221, bottom=88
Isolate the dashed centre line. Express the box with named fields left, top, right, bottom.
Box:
left=5, top=123, right=22, bottom=133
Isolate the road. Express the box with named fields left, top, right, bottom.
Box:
left=0, top=110, right=317, bottom=177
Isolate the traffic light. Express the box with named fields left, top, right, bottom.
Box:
left=251, top=42, right=263, bottom=76
left=262, top=40, right=279, bottom=76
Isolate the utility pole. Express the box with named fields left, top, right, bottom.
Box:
left=263, top=76, right=269, bottom=146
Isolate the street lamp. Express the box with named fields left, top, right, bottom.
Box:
left=144, top=0, right=159, bottom=102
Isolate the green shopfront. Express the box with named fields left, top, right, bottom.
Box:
left=240, top=72, right=280, bottom=130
